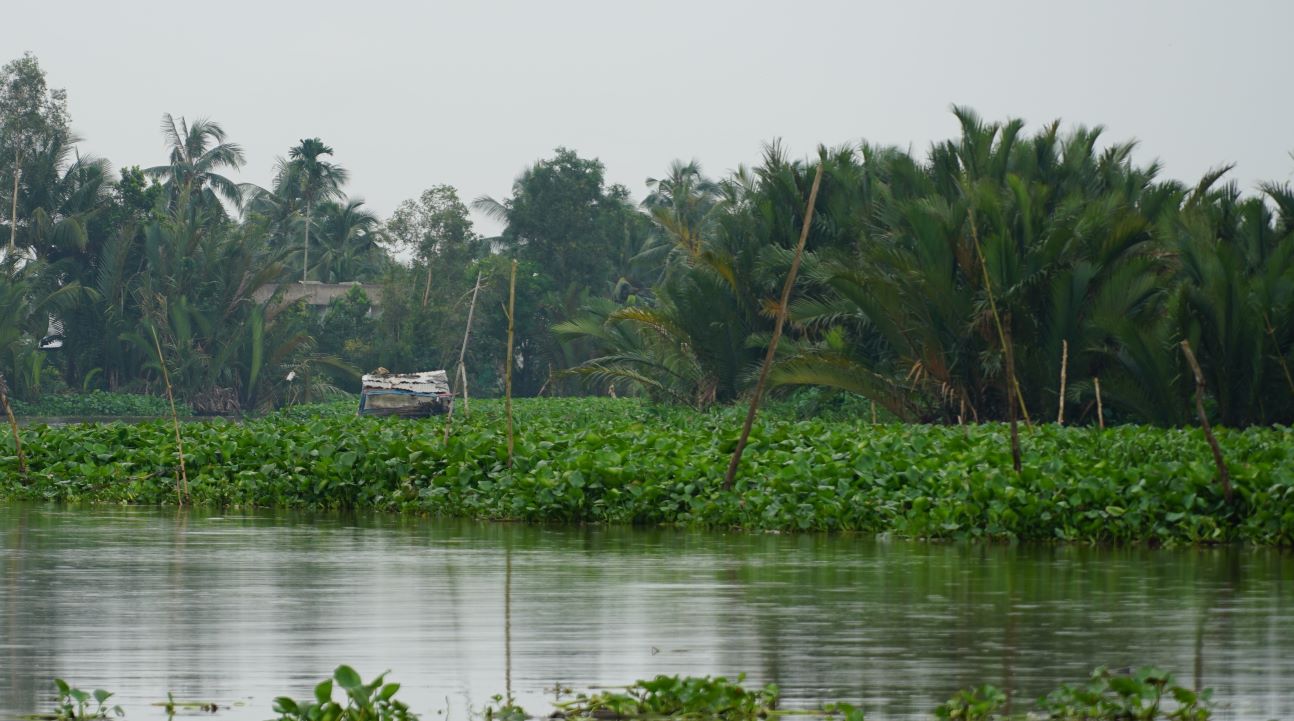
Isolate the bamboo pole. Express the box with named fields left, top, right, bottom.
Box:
left=458, top=269, right=483, bottom=414
left=966, top=207, right=1032, bottom=426
left=724, top=164, right=823, bottom=490
left=504, top=259, right=517, bottom=468
left=1005, top=333, right=1022, bottom=473
left=0, top=372, right=27, bottom=481
left=1180, top=340, right=1233, bottom=504
left=966, top=206, right=1026, bottom=472
left=1094, top=376, right=1105, bottom=430
left=151, top=327, right=189, bottom=506
left=1057, top=339, right=1069, bottom=425
left=441, top=271, right=485, bottom=444
left=504, top=546, right=513, bottom=703
left=422, top=258, right=434, bottom=308
left=459, top=365, right=469, bottom=411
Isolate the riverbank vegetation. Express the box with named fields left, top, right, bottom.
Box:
left=2, top=51, right=1293, bottom=428
left=9, top=389, right=191, bottom=417
left=43, top=665, right=1215, bottom=721
left=3, top=399, right=1290, bottom=544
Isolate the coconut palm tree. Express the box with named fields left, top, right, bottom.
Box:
left=145, top=114, right=245, bottom=215
left=20, top=132, right=113, bottom=265
left=311, top=198, right=385, bottom=282
left=640, top=160, right=721, bottom=269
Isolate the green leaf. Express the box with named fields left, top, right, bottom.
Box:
left=334, top=664, right=362, bottom=691
left=1171, top=686, right=1197, bottom=704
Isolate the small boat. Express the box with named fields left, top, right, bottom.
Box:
left=358, top=369, right=453, bottom=417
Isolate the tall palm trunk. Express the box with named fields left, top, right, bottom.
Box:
left=422, top=260, right=433, bottom=307
left=8, top=165, right=19, bottom=252
left=303, top=199, right=311, bottom=282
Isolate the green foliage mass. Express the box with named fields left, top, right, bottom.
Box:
left=10, top=390, right=192, bottom=416
left=44, top=665, right=1214, bottom=720
left=1034, top=667, right=1212, bottom=721
left=272, top=665, right=416, bottom=721
left=44, top=679, right=122, bottom=720
left=556, top=674, right=778, bottom=720
left=557, top=117, right=1294, bottom=427
left=3, top=399, right=1291, bottom=545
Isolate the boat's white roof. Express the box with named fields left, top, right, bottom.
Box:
left=361, top=370, right=451, bottom=394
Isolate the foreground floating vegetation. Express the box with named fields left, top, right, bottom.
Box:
left=3, top=398, right=1291, bottom=545
left=42, top=664, right=1215, bottom=721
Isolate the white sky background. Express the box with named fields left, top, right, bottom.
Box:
left=7, top=0, right=1294, bottom=238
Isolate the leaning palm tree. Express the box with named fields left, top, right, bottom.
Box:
left=21, top=132, right=113, bottom=265
left=277, top=138, right=348, bottom=282
left=145, top=114, right=245, bottom=215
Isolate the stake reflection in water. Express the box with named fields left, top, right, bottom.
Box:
left=505, top=543, right=513, bottom=703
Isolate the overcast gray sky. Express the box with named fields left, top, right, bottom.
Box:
left=8, top=0, right=1294, bottom=236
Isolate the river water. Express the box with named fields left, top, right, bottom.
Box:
left=1, top=504, right=1290, bottom=720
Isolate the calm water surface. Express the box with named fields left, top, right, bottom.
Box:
left=1, top=504, right=1290, bottom=720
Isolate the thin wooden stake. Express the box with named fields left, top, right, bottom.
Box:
left=1057, top=339, right=1069, bottom=425
left=967, top=207, right=1032, bottom=426
left=0, top=372, right=27, bottom=481
left=1005, top=333, right=1022, bottom=473
left=724, top=164, right=823, bottom=489
left=1094, top=376, right=1105, bottom=430
left=504, top=546, right=513, bottom=703
left=459, top=364, right=470, bottom=414
left=422, top=258, right=434, bottom=308
left=151, top=326, right=189, bottom=506
left=504, top=259, right=517, bottom=468
left=458, top=269, right=482, bottom=415
left=870, top=399, right=877, bottom=425
left=1180, top=340, right=1233, bottom=505
left=442, top=270, right=484, bottom=444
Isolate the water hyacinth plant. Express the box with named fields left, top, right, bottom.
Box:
left=272, top=665, right=417, bottom=721
left=3, top=398, right=1292, bottom=545
left=37, top=667, right=1213, bottom=720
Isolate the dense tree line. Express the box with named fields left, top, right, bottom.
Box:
left=558, top=112, right=1294, bottom=426
left=0, top=54, right=392, bottom=412
left=2, top=52, right=1291, bottom=425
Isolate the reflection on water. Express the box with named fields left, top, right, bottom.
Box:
left=1, top=504, right=1290, bottom=720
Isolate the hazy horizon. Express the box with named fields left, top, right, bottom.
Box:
left=8, top=0, right=1293, bottom=236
